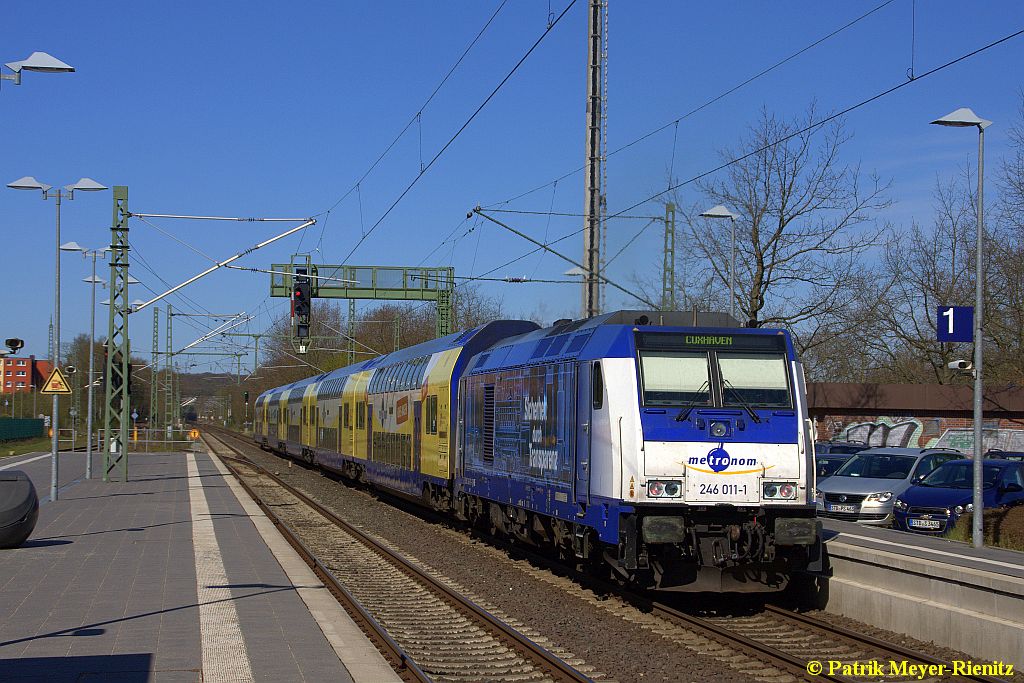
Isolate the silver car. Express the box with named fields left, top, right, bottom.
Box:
left=815, top=448, right=961, bottom=525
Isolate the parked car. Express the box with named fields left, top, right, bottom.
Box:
left=815, top=440, right=870, bottom=455
left=893, top=459, right=1024, bottom=534
left=985, top=449, right=1024, bottom=462
left=815, top=453, right=853, bottom=480
left=814, top=441, right=869, bottom=480
left=815, top=447, right=961, bottom=525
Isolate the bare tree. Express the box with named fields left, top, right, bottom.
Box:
left=872, top=176, right=976, bottom=383
left=688, top=105, right=891, bottom=350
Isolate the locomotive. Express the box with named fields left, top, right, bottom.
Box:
left=254, top=310, right=821, bottom=592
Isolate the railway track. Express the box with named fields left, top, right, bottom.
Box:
left=204, top=426, right=1014, bottom=683
left=200, top=429, right=595, bottom=683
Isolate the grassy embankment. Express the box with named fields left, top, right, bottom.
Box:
left=948, top=507, right=1024, bottom=551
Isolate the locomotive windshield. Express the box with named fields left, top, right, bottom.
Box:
left=638, top=351, right=711, bottom=405
left=717, top=352, right=790, bottom=407
left=635, top=331, right=792, bottom=408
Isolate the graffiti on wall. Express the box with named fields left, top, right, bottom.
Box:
left=934, top=428, right=1024, bottom=454
left=841, top=417, right=924, bottom=448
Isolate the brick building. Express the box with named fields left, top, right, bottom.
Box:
left=0, top=355, right=52, bottom=394
left=808, top=382, right=1024, bottom=453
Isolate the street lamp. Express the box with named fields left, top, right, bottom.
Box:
left=62, top=242, right=112, bottom=479
left=8, top=177, right=107, bottom=502
left=700, top=205, right=739, bottom=320
left=930, top=107, right=991, bottom=549
left=1, top=51, right=74, bottom=88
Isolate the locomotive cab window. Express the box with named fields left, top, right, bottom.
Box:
left=717, top=352, right=791, bottom=408
left=638, top=350, right=711, bottom=406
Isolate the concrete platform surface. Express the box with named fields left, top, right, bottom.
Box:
left=0, top=450, right=399, bottom=682
left=822, top=518, right=1024, bottom=579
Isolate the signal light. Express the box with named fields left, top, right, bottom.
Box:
left=292, top=268, right=312, bottom=339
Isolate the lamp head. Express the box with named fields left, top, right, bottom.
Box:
left=5, top=51, right=75, bottom=74
left=60, top=241, right=85, bottom=253
left=701, top=205, right=738, bottom=220
left=931, top=107, right=992, bottom=130
left=7, top=176, right=51, bottom=193
left=65, top=178, right=107, bottom=193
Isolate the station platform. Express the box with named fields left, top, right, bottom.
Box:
left=0, top=449, right=399, bottom=682
left=821, top=518, right=1024, bottom=579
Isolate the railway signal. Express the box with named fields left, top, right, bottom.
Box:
left=292, top=267, right=311, bottom=341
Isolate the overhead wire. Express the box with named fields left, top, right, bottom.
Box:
left=481, top=0, right=898, bottom=209
left=336, top=0, right=579, bottom=266
left=319, top=0, right=511, bottom=217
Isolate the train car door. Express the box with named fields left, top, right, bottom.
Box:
left=575, top=362, right=593, bottom=506
left=413, top=400, right=422, bottom=472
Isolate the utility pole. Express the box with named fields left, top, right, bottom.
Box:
left=103, top=186, right=131, bottom=481
left=347, top=300, right=356, bottom=366
left=582, top=0, right=605, bottom=319
left=662, top=203, right=676, bottom=310
left=150, top=307, right=159, bottom=431
left=164, top=305, right=173, bottom=434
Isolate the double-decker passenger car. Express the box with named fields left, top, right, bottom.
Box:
left=255, top=310, right=821, bottom=592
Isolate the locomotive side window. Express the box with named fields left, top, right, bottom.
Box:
left=638, top=351, right=711, bottom=406
left=592, top=362, right=604, bottom=410
left=717, top=352, right=791, bottom=408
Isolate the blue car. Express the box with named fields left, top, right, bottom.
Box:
left=893, top=459, right=1024, bottom=534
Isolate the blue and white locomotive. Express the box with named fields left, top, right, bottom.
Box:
left=254, top=310, right=821, bottom=592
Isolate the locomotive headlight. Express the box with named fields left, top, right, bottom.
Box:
left=646, top=480, right=682, bottom=498
left=710, top=420, right=729, bottom=438
left=865, top=492, right=893, bottom=503
left=894, top=498, right=908, bottom=511
left=763, top=482, right=797, bottom=500
left=965, top=503, right=974, bottom=512
left=954, top=505, right=964, bottom=515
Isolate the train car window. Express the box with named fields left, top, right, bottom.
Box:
left=426, top=395, right=438, bottom=435
left=592, top=362, right=604, bottom=410
left=356, top=401, right=366, bottom=429
left=343, top=403, right=351, bottom=429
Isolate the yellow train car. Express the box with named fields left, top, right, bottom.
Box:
left=253, top=321, right=537, bottom=504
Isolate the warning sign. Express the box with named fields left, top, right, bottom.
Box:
left=40, top=367, right=73, bottom=395
left=189, top=429, right=200, bottom=440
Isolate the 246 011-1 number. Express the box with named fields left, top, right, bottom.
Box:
left=698, top=483, right=748, bottom=496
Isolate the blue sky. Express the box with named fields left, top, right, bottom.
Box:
left=3, top=1, right=1023, bottom=376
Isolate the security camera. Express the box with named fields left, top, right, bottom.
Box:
left=948, top=360, right=974, bottom=371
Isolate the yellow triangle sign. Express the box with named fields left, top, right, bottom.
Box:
left=40, top=367, right=73, bottom=395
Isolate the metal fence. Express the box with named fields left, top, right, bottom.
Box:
left=0, top=418, right=44, bottom=442
left=58, top=428, right=198, bottom=453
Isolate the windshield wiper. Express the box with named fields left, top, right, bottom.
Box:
left=675, top=381, right=710, bottom=422
left=723, top=379, right=762, bottom=423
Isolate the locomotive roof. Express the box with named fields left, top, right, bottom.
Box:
left=464, top=309, right=796, bottom=375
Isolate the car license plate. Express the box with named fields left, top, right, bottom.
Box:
left=909, top=518, right=942, bottom=529
left=827, top=504, right=858, bottom=514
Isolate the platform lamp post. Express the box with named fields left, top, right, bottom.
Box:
left=1, top=51, right=74, bottom=89
left=931, top=107, right=991, bottom=549
left=8, top=177, right=108, bottom=502
left=700, top=205, right=739, bottom=321
left=61, top=242, right=113, bottom=479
